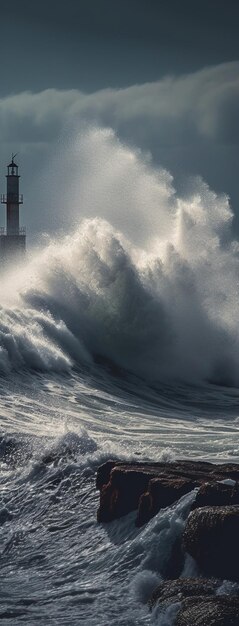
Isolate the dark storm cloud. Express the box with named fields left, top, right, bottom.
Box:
left=1, top=0, right=239, bottom=93
left=0, top=60, right=239, bottom=241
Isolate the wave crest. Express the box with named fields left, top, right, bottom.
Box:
left=0, top=128, right=238, bottom=386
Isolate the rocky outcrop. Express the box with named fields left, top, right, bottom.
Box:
left=183, top=505, right=239, bottom=581
left=136, top=476, right=196, bottom=526
left=192, top=481, right=239, bottom=510
left=96, top=460, right=239, bottom=624
left=97, top=464, right=163, bottom=522
left=149, top=578, right=220, bottom=608
left=96, top=459, right=239, bottom=524
left=96, top=461, right=239, bottom=623
left=149, top=579, right=239, bottom=626
left=177, top=596, right=239, bottom=626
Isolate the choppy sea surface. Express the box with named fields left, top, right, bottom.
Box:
left=0, top=367, right=238, bottom=626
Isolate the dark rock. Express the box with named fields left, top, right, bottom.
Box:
left=183, top=505, right=239, bottom=581
left=97, top=466, right=164, bottom=522
left=136, top=477, right=196, bottom=527
left=149, top=578, right=220, bottom=608
left=96, top=460, right=118, bottom=491
left=161, top=536, right=186, bottom=580
left=176, top=596, right=239, bottom=626
left=149, top=579, right=239, bottom=626
left=96, top=460, right=239, bottom=525
left=192, top=481, right=239, bottom=510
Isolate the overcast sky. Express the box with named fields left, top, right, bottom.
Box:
left=1, top=0, right=239, bottom=241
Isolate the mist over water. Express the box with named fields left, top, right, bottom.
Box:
left=0, top=126, right=239, bottom=386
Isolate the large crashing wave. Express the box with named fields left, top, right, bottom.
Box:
left=0, top=127, right=239, bottom=385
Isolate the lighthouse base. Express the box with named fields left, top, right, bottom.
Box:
left=0, top=234, right=26, bottom=264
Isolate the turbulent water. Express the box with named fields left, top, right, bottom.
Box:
left=0, top=128, right=239, bottom=624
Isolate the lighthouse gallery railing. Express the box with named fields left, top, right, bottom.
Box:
left=0, top=227, right=26, bottom=235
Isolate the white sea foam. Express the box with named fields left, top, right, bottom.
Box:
left=219, top=478, right=236, bottom=486
left=152, top=601, right=181, bottom=626
left=0, top=127, right=238, bottom=386
left=216, top=580, right=239, bottom=595
left=181, top=554, right=199, bottom=578
left=129, top=570, right=162, bottom=604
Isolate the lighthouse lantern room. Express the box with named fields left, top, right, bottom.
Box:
left=0, top=155, right=26, bottom=262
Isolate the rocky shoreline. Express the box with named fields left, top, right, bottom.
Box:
left=96, top=459, right=239, bottom=625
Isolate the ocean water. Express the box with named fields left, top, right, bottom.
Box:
left=0, top=370, right=239, bottom=626
left=0, top=128, right=239, bottom=624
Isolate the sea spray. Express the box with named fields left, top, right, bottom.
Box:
left=0, top=128, right=238, bottom=385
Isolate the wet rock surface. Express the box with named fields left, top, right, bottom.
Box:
left=183, top=505, right=239, bottom=581
left=149, top=579, right=239, bottom=626
left=96, top=459, right=239, bottom=523
left=191, top=481, right=239, bottom=510
left=149, top=578, right=220, bottom=608
left=136, top=476, right=196, bottom=526
left=176, top=596, right=239, bottom=626
left=96, top=460, right=239, bottom=624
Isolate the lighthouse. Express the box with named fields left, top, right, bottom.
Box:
left=0, top=156, right=26, bottom=262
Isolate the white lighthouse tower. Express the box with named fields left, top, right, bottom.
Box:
left=0, top=156, right=26, bottom=262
